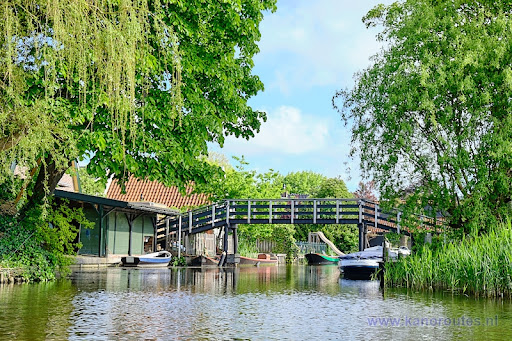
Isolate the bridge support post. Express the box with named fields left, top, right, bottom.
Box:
left=223, top=225, right=229, bottom=254
left=358, top=223, right=365, bottom=251
left=232, top=224, right=238, bottom=255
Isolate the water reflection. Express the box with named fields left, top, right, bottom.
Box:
left=1, top=266, right=511, bottom=340
left=0, top=281, right=76, bottom=340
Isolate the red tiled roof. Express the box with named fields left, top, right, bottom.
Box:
left=106, top=176, right=210, bottom=209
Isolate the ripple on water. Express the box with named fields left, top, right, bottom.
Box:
left=1, top=266, right=512, bottom=341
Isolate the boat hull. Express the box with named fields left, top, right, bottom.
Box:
left=121, top=251, right=171, bottom=267
left=239, top=256, right=278, bottom=266
left=339, top=259, right=380, bottom=280
left=191, top=255, right=219, bottom=266
left=305, top=253, right=338, bottom=265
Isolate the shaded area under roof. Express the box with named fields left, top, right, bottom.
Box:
left=54, top=190, right=180, bottom=217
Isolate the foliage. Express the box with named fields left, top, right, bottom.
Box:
left=353, top=181, right=378, bottom=202
left=237, top=237, right=259, bottom=258
left=271, top=224, right=298, bottom=261
left=384, top=231, right=401, bottom=247
left=203, top=156, right=284, bottom=201
left=0, top=0, right=277, bottom=211
left=171, top=255, right=187, bottom=267
left=334, top=0, right=512, bottom=233
left=385, top=219, right=512, bottom=298
left=0, top=200, right=92, bottom=281
left=76, top=167, right=106, bottom=197
left=0, top=0, right=276, bottom=280
left=283, top=171, right=326, bottom=196
left=313, top=176, right=352, bottom=198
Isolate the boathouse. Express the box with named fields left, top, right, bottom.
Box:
left=55, top=190, right=180, bottom=257
left=53, top=175, right=210, bottom=262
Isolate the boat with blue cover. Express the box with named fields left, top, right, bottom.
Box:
left=121, top=251, right=172, bottom=267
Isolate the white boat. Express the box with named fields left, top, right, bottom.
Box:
left=339, top=245, right=411, bottom=279
left=339, top=246, right=383, bottom=279
left=121, top=251, right=172, bottom=267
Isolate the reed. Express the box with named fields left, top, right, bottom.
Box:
left=385, top=219, right=512, bottom=297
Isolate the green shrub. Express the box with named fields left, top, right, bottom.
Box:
left=0, top=199, right=92, bottom=281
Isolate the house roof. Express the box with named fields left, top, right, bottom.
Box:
left=54, top=189, right=180, bottom=216
left=14, top=165, right=79, bottom=192
left=106, top=176, right=210, bottom=209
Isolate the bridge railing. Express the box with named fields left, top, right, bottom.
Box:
left=164, top=198, right=445, bottom=237
left=225, top=198, right=361, bottom=225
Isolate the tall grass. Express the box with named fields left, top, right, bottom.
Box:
left=237, top=237, right=259, bottom=258
left=385, top=219, right=512, bottom=298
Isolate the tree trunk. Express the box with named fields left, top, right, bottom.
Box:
left=22, top=155, right=70, bottom=213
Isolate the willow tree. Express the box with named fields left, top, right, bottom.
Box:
left=0, top=0, right=276, bottom=211
left=334, top=1, right=512, bottom=232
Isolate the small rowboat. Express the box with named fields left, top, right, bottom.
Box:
left=191, top=255, right=220, bottom=266
left=239, top=254, right=278, bottom=266
left=121, top=251, right=172, bottom=267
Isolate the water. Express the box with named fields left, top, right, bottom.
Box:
left=1, top=265, right=511, bottom=340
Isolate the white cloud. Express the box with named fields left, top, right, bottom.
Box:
left=256, top=0, right=394, bottom=92
left=223, top=106, right=329, bottom=155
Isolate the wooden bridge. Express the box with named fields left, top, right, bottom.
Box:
left=158, top=198, right=441, bottom=259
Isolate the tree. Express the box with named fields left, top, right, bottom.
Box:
left=0, top=1, right=276, bottom=280
left=314, top=176, right=352, bottom=198
left=334, top=0, right=512, bottom=232
left=354, top=180, right=378, bottom=202
left=0, top=0, right=277, bottom=211
left=283, top=171, right=326, bottom=196
left=76, top=168, right=106, bottom=198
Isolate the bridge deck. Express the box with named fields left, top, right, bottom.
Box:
left=158, top=199, right=442, bottom=243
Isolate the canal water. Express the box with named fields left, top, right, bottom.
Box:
left=0, top=265, right=511, bottom=340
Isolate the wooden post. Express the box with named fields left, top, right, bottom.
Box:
left=152, top=217, right=157, bottom=252
left=212, top=205, right=216, bottom=228
left=189, top=211, right=192, bottom=234
left=125, top=213, right=133, bottom=256
left=358, top=223, right=365, bottom=251
left=358, top=200, right=363, bottom=224
left=233, top=224, right=238, bottom=254
left=291, top=200, right=295, bottom=224
left=226, top=201, right=230, bottom=225
left=223, top=225, right=229, bottom=252
left=364, top=223, right=369, bottom=249
left=98, top=204, right=104, bottom=257
left=269, top=201, right=273, bottom=223
left=374, top=204, right=378, bottom=229
left=397, top=211, right=401, bottom=235
left=313, top=200, right=317, bottom=224
left=248, top=201, right=251, bottom=223
left=185, top=234, right=190, bottom=255
left=178, top=215, right=182, bottom=258
left=165, top=218, right=170, bottom=251
left=336, top=200, right=340, bottom=224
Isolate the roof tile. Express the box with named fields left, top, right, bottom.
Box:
left=106, top=176, right=210, bottom=209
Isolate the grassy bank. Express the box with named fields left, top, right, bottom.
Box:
left=385, top=220, right=512, bottom=298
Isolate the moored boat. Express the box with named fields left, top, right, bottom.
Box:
left=239, top=254, right=278, bottom=266
left=121, top=251, right=172, bottom=267
left=339, top=245, right=412, bottom=279
left=305, top=253, right=338, bottom=265
left=190, top=255, right=220, bottom=266
left=339, top=246, right=383, bottom=280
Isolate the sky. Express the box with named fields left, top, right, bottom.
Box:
left=209, top=0, right=393, bottom=191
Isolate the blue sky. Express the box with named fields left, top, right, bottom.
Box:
left=209, top=0, right=393, bottom=191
